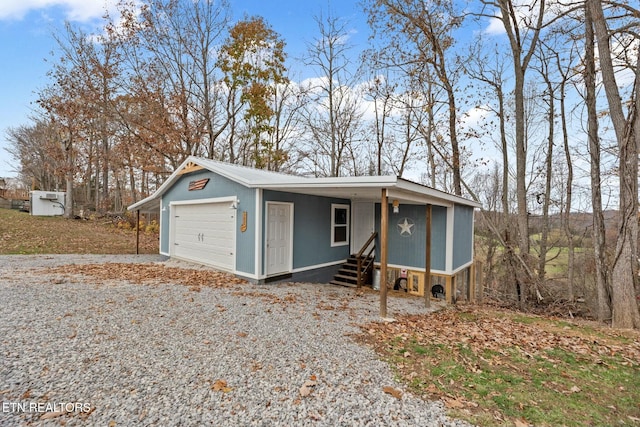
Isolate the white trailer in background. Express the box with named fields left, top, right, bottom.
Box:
left=29, top=191, right=66, bottom=216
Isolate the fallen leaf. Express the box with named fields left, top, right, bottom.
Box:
left=300, top=376, right=318, bottom=397
left=211, top=379, right=232, bottom=393
left=300, top=385, right=312, bottom=397
left=514, top=418, right=529, bottom=427
left=443, top=397, right=464, bottom=408
left=40, top=411, right=65, bottom=420
left=570, top=385, right=581, bottom=393
left=383, top=386, right=403, bottom=399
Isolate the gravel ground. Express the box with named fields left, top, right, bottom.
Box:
left=0, top=255, right=473, bottom=427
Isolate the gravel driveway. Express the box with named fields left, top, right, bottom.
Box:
left=0, top=255, right=472, bottom=426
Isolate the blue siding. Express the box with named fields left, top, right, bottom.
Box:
left=375, top=203, right=447, bottom=271
left=160, top=170, right=256, bottom=275
left=263, top=190, right=351, bottom=272
left=453, top=204, right=474, bottom=269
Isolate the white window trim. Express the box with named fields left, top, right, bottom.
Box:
left=331, top=203, right=350, bottom=247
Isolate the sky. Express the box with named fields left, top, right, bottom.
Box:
left=0, top=0, right=370, bottom=179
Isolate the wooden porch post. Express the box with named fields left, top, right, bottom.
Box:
left=424, top=204, right=432, bottom=308
left=136, top=210, right=140, bottom=255
left=380, top=189, right=388, bottom=318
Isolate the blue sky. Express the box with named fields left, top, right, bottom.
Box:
left=0, top=0, right=369, bottom=178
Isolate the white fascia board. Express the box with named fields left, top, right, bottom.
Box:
left=395, top=179, right=482, bottom=208
left=159, top=196, right=165, bottom=253
left=446, top=205, right=455, bottom=273
left=255, top=188, right=263, bottom=279
left=386, top=189, right=454, bottom=207
left=127, top=194, right=159, bottom=211
left=127, top=156, right=198, bottom=211
left=255, top=175, right=398, bottom=189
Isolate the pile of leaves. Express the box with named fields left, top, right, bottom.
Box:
left=357, top=305, right=640, bottom=427
left=42, top=263, right=246, bottom=290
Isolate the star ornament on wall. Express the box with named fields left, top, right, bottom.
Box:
left=397, top=217, right=415, bottom=236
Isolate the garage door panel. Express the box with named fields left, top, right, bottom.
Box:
left=171, top=202, right=235, bottom=271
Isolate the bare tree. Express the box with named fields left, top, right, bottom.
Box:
left=302, top=11, right=364, bottom=177
left=365, top=0, right=464, bottom=195
left=6, top=121, right=62, bottom=191
left=124, top=0, right=231, bottom=163
left=587, top=0, right=639, bottom=328
left=476, top=0, right=547, bottom=302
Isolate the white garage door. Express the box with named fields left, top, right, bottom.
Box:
left=171, top=201, right=235, bottom=271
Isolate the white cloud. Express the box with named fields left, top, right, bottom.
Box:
left=461, top=104, right=493, bottom=131
left=0, top=0, right=119, bottom=22
left=484, top=10, right=506, bottom=36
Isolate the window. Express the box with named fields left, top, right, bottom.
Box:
left=331, top=204, right=350, bottom=247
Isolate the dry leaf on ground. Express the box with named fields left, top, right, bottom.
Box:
left=211, top=379, right=232, bottom=393
left=383, top=386, right=403, bottom=399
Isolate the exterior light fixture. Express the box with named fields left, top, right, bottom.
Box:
left=392, top=199, right=400, bottom=214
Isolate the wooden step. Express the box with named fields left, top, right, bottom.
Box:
left=337, top=268, right=358, bottom=276
left=333, top=273, right=358, bottom=283
left=330, top=254, right=375, bottom=288
left=329, top=279, right=357, bottom=288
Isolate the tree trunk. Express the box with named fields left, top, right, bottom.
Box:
left=63, top=138, right=74, bottom=219
left=560, top=76, right=575, bottom=301
left=495, top=0, right=546, bottom=303
left=584, top=2, right=611, bottom=322
left=588, top=0, right=640, bottom=328
left=537, top=65, right=554, bottom=286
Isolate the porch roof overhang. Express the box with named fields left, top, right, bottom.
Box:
left=128, top=156, right=482, bottom=212
left=258, top=177, right=482, bottom=208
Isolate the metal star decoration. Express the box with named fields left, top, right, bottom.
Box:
left=397, top=218, right=414, bottom=236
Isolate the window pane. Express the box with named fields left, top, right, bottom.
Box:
left=334, top=225, right=347, bottom=243
left=335, top=208, right=347, bottom=225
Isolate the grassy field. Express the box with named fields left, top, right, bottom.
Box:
left=0, top=208, right=159, bottom=254
left=359, top=306, right=640, bottom=427
left=2, top=207, right=638, bottom=426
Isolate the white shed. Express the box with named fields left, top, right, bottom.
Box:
left=30, top=191, right=66, bottom=216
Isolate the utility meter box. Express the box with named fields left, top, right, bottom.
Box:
left=30, top=191, right=65, bottom=216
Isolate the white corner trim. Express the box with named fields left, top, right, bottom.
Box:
left=446, top=205, right=455, bottom=273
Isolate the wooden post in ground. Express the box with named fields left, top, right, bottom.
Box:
left=445, top=276, right=453, bottom=304
left=380, top=189, right=388, bottom=318
left=476, top=261, right=484, bottom=303
left=136, top=210, right=140, bottom=255
left=424, top=204, right=432, bottom=309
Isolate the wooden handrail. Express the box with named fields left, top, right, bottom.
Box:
left=356, top=232, right=378, bottom=287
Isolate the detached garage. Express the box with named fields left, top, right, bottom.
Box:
left=128, top=156, right=481, bottom=307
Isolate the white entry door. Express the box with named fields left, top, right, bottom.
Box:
left=265, top=202, right=292, bottom=275
left=351, top=201, right=375, bottom=254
